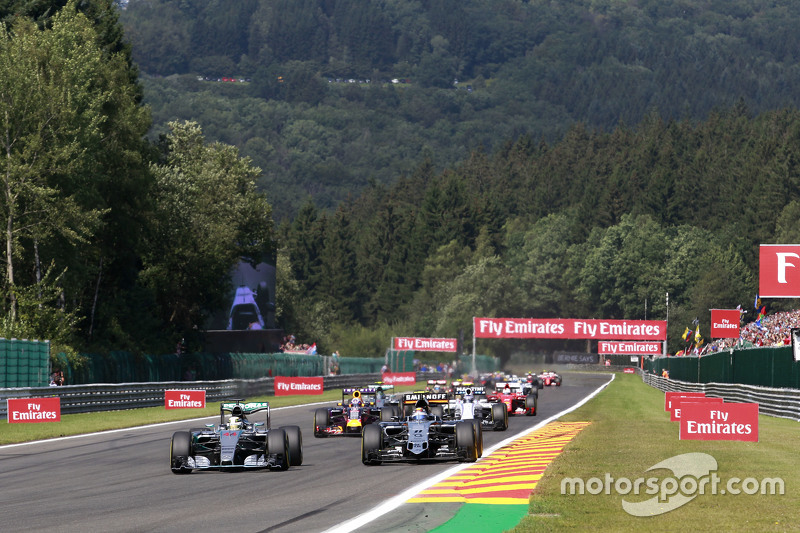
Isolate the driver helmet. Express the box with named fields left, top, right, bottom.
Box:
left=504, top=383, right=511, bottom=391
left=412, top=407, right=427, bottom=421
left=350, top=397, right=362, bottom=406
left=229, top=416, right=242, bottom=430
left=463, top=389, right=474, bottom=403
left=433, top=384, right=441, bottom=392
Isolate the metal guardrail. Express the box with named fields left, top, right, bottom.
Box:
left=642, top=372, right=800, bottom=421
left=0, top=373, right=440, bottom=419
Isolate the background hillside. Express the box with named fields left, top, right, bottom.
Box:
left=120, top=0, right=800, bottom=220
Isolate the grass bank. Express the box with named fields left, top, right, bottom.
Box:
left=0, top=384, right=420, bottom=446
left=513, top=373, right=798, bottom=532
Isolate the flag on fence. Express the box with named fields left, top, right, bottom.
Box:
left=694, top=325, right=703, bottom=344
left=682, top=327, right=693, bottom=342
left=306, top=343, right=317, bottom=355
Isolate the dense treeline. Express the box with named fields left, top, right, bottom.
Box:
left=0, top=1, right=275, bottom=364
left=120, top=0, right=800, bottom=219
left=280, top=107, right=800, bottom=360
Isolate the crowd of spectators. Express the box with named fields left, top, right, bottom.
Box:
left=700, top=308, right=800, bottom=354
left=279, top=334, right=315, bottom=353
left=416, top=360, right=458, bottom=377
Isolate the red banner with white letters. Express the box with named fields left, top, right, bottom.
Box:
left=474, top=317, right=666, bottom=340
left=665, top=391, right=705, bottom=412
left=380, top=372, right=417, bottom=385
left=710, top=309, right=741, bottom=338
left=670, top=397, right=724, bottom=421
left=680, top=402, right=758, bottom=442
left=760, top=244, right=800, bottom=297
left=393, top=337, right=457, bottom=352
left=7, top=397, right=61, bottom=423
left=274, top=376, right=324, bottom=396
left=598, top=341, right=661, bottom=354
left=165, top=389, right=206, bottom=409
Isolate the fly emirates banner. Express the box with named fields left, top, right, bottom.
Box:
left=474, top=317, right=667, bottom=340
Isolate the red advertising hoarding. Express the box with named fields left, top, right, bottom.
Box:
left=598, top=341, right=662, bottom=355
left=670, top=397, right=724, bottom=421
left=274, top=376, right=324, bottom=396
left=680, top=402, right=758, bottom=442
left=7, top=397, right=61, bottom=423
left=381, top=372, right=417, bottom=385
left=164, top=389, right=206, bottom=409
left=474, top=317, right=666, bottom=340
left=760, top=244, right=800, bottom=297
left=710, top=309, right=741, bottom=339
left=393, top=337, right=457, bottom=352
left=665, top=391, right=705, bottom=411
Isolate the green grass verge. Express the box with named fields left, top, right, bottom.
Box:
left=0, top=384, right=421, bottom=445
left=512, top=374, right=798, bottom=532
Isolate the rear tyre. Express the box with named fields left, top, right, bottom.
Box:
left=430, top=405, right=444, bottom=419
left=170, top=431, right=193, bottom=474
left=267, top=428, right=290, bottom=470
left=491, top=403, right=508, bottom=431
left=455, top=421, right=477, bottom=462
left=361, top=424, right=382, bottom=465
left=525, top=394, right=537, bottom=416
left=314, top=408, right=330, bottom=438
left=380, top=407, right=395, bottom=422
left=284, top=425, right=303, bottom=466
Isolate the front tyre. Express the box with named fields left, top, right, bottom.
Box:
left=170, top=431, right=193, bottom=474
left=491, top=403, right=508, bottom=431
left=525, top=394, right=537, bottom=416
left=361, top=424, right=382, bottom=465
left=283, top=425, right=303, bottom=466
left=267, top=428, right=290, bottom=471
left=471, top=419, right=483, bottom=458
left=455, top=421, right=477, bottom=462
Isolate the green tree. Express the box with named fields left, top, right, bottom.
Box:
left=140, top=121, right=275, bottom=334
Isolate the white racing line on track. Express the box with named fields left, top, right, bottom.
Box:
left=324, top=374, right=615, bottom=533
left=0, top=400, right=335, bottom=450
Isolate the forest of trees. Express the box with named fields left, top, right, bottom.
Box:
left=120, top=0, right=800, bottom=219
left=2, top=0, right=800, bottom=367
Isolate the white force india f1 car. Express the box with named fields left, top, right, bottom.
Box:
left=170, top=399, right=302, bottom=473
left=361, top=398, right=482, bottom=465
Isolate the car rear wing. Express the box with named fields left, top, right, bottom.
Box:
left=453, top=385, right=485, bottom=396
left=220, top=399, right=271, bottom=427
left=403, top=392, right=450, bottom=406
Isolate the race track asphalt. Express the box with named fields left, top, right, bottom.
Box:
left=0, top=371, right=611, bottom=533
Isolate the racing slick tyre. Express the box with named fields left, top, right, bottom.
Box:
left=361, top=424, right=383, bottom=465
left=470, top=419, right=483, bottom=458
left=267, top=428, right=290, bottom=471
left=314, top=408, right=330, bottom=438
left=525, top=394, right=537, bottom=416
left=430, top=405, right=445, bottom=419
left=284, top=425, right=303, bottom=466
left=380, top=407, right=395, bottom=422
left=455, top=421, right=478, bottom=462
left=170, top=431, right=193, bottom=474
left=491, top=403, right=508, bottom=431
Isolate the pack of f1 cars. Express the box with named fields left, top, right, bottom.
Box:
left=449, top=382, right=509, bottom=431
left=489, top=379, right=538, bottom=416
left=361, top=398, right=482, bottom=465
left=169, top=399, right=302, bottom=473
left=313, top=387, right=395, bottom=437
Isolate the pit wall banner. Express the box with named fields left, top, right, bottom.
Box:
left=381, top=372, right=417, bottom=385
left=680, top=402, right=758, bottom=442
left=710, top=309, right=741, bottom=338
left=598, top=341, right=662, bottom=355
left=7, top=397, right=61, bottom=423
left=274, top=376, right=324, bottom=396
left=474, top=317, right=666, bottom=340
left=760, top=244, right=800, bottom=297
left=165, top=389, right=206, bottom=409
left=393, top=337, right=457, bottom=352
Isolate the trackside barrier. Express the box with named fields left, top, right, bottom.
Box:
left=0, top=372, right=444, bottom=419
left=642, top=372, right=800, bottom=421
